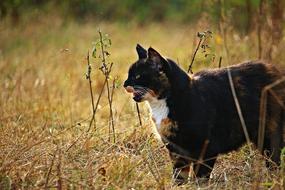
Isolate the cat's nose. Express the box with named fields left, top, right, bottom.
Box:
left=123, top=80, right=135, bottom=93
left=124, top=86, right=134, bottom=93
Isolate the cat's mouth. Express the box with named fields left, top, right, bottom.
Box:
left=124, top=86, right=156, bottom=102
left=132, top=91, right=144, bottom=102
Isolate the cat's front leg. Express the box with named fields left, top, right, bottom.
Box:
left=169, top=152, right=190, bottom=185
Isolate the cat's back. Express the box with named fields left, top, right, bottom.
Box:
left=193, top=61, right=281, bottom=91
left=188, top=61, right=283, bottom=115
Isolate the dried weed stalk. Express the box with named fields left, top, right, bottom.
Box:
left=227, top=68, right=253, bottom=154
left=218, top=56, right=222, bottom=68
left=188, top=31, right=212, bottom=74
left=258, top=76, right=285, bottom=151
left=136, top=103, right=142, bottom=127
left=85, top=52, right=96, bottom=132
left=98, top=30, right=115, bottom=142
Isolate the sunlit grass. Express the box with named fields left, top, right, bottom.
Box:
left=0, top=16, right=284, bottom=189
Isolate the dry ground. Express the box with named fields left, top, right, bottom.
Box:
left=0, top=16, right=284, bottom=189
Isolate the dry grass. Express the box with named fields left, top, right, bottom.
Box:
left=0, top=16, right=284, bottom=189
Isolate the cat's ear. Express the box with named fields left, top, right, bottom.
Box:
left=136, top=44, right=147, bottom=59
left=148, top=47, right=170, bottom=73
left=147, top=47, right=164, bottom=63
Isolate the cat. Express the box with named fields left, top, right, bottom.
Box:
left=124, top=44, right=285, bottom=184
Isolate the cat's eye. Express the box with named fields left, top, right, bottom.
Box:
left=135, top=75, right=141, bottom=79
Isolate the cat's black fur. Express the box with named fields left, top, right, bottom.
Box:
left=124, top=44, right=285, bottom=184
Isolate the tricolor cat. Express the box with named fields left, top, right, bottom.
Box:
left=124, top=44, right=285, bottom=184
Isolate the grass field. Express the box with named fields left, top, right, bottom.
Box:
left=0, top=16, right=284, bottom=189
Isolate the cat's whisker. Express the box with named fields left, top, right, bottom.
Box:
left=133, top=86, right=151, bottom=95
left=137, top=87, right=152, bottom=94
left=136, top=92, right=144, bottom=95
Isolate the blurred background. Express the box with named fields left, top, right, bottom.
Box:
left=1, top=0, right=285, bottom=64
left=0, top=0, right=285, bottom=189
left=0, top=0, right=283, bottom=32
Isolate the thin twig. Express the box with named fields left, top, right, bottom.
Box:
left=269, top=89, right=285, bottom=110
left=67, top=115, right=105, bottom=152
left=161, top=136, right=216, bottom=167
left=258, top=77, right=285, bottom=151
left=66, top=130, right=86, bottom=152
left=91, top=78, right=108, bottom=126
left=144, top=158, right=160, bottom=184
left=218, top=56, right=222, bottom=68
left=257, top=0, right=264, bottom=59
left=143, top=146, right=161, bottom=185
left=146, top=140, right=161, bottom=180
left=219, top=0, right=230, bottom=62
left=106, top=78, right=115, bottom=142
left=110, top=77, right=116, bottom=104
left=188, top=37, right=203, bottom=74
left=258, top=89, right=267, bottom=151
left=86, top=51, right=96, bottom=131
left=56, top=146, right=62, bottom=190
left=136, top=103, right=142, bottom=127
left=44, top=151, right=57, bottom=189
left=194, top=139, right=210, bottom=175
left=227, top=68, right=252, bottom=153
left=98, top=30, right=115, bottom=143
left=98, top=30, right=108, bottom=72
left=108, top=77, right=117, bottom=142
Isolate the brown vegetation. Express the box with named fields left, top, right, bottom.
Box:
left=0, top=11, right=285, bottom=189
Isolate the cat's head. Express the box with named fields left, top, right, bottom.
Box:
left=124, top=44, right=171, bottom=102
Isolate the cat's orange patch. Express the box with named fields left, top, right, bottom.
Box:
left=144, top=90, right=157, bottom=100
left=233, top=76, right=243, bottom=89
left=148, top=89, right=157, bottom=97
left=158, top=118, right=177, bottom=137
left=161, top=118, right=171, bottom=127
left=233, top=76, right=246, bottom=97
left=179, top=166, right=190, bottom=179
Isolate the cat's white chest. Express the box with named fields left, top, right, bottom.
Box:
left=147, top=98, right=169, bottom=130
